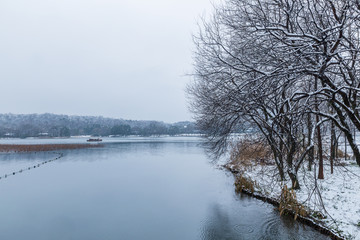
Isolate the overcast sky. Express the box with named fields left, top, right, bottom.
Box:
left=0, top=0, right=217, bottom=123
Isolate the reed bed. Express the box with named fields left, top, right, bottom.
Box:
left=0, top=144, right=103, bottom=153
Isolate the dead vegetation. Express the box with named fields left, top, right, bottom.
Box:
left=229, top=140, right=309, bottom=221
left=279, top=185, right=308, bottom=220
left=229, top=139, right=273, bottom=167
left=336, top=149, right=350, bottom=159
left=0, top=144, right=103, bottom=153
left=234, top=175, right=258, bottom=194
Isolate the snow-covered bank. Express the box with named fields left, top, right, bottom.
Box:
left=226, top=159, right=360, bottom=240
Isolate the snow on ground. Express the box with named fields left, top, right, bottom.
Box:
left=314, top=161, right=360, bottom=240
left=228, top=159, right=360, bottom=239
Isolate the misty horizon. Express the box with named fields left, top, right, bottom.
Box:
left=0, top=0, right=218, bottom=123
left=0, top=111, right=193, bottom=124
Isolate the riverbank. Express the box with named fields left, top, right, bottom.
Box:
left=225, top=151, right=360, bottom=239
left=0, top=144, right=103, bottom=153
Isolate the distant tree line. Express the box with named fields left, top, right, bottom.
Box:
left=110, top=122, right=198, bottom=136
left=0, top=113, right=200, bottom=138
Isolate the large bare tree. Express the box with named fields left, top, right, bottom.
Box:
left=189, top=0, right=360, bottom=174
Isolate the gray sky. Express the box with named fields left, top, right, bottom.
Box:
left=0, top=0, right=216, bottom=123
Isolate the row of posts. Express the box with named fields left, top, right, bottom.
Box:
left=0, top=152, right=63, bottom=180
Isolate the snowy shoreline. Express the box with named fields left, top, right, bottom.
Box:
left=224, top=159, right=360, bottom=240
left=224, top=164, right=343, bottom=240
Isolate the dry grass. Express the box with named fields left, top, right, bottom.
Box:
left=230, top=140, right=308, bottom=221
left=279, top=185, right=308, bottom=220
left=230, top=139, right=273, bottom=166
left=336, top=149, right=350, bottom=159
left=234, top=175, right=258, bottom=194
left=0, top=144, right=103, bottom=152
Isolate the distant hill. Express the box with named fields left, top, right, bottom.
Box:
left=0, top=113, right=200, bottom=138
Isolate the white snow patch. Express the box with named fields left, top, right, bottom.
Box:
left=228, top=159, right=360, bottom=239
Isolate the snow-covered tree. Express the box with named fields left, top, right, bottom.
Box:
left=189, top=0, right=360, bottom=188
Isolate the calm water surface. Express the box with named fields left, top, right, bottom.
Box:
left=0, top=137, right=329, bottom=239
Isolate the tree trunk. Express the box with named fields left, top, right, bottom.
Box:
left=330, top=121, right=335, bottom=174
left=307, top=113, right=314, bottom=171
left=345, top=136, right=347, bottom=161
left=344, top=130, right=360, bottom=165
left=288, top=171, right=300, bottom=190
left=315, top=79, right=324, bottom=179
left=317, top=117, right=324, bottom=179
left=330, top=102, right=360, bottom=166
left=274, top=152, right=286, bottom=181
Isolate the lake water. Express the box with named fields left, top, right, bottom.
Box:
left=0, top=137, right=329, bottom=239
